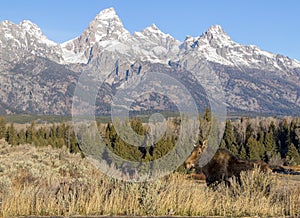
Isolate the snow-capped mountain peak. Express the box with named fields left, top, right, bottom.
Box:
left=19, top=20, right=42, bottom=35
left=94, top=7, right=118, bottom=20
left=19, top=20, right=57, bottom=46
left=87, top=7, right=130, bottom=42
left=141, top=24, right=175, bottom=40
left=144, top=24, right=164, bottom=34
left=148, top=23, right=159, bottom=30
left=206, top=25, right=227, bottom=36
left=1, top=20, right=13, bottom=27
left=200, top=24, right=233, bottom=47
left=0, top=19, right=62, bottom=63
left=61, top=7, right=132, bottom=64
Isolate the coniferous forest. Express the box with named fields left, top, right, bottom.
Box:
left=1, top=110, right=300, bottom=167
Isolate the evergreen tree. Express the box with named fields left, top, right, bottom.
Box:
left=143, top=151, right=152, bottom=162
left=68, top=131, right=80, bottom=153
left=258, top=131, right=265, bottom=145
left=270, top=121, right=276, bottom=133
left=48, top=124, right=58, bottom=147
left=26, top=122, right=36, bottom=144
left=35, top=127, right=47, bottom=146
left=286, top=143, right=300, bottom=165
left=203, top=107, right=211, bottom=123
left=55, top=123, right=67, bottom=148
left=6, top=123, right=17, bottom=146
left=245, top=122, right=254, bottom=144
left=0, top=116, right=6, bottom=139
left=17, top=129, right=26, bottom=145
left=239, top=144, right=248, bottom=159
left=264, top=130, right=276, bottom=153
left=279, top=119, right=291, bottom=157
left=152, top=136, right=174, bottom=159
left=223, top=120, right=238, bottom=155
left=290, top=118, right=300, bottom=152
left=105, top=121, right=117, bottom=149
left=130, top=118, right=146, bottom=135
left=57, top=123, right=66, bottom=138
left=220, top=139, right=226, bottom=149
left=56, top=138, right=65, bottom=148
left=247, top=135, right=264, bottom=160
left=263, top=129, right=277, bottom=162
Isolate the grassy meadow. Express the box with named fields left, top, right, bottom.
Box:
left=0, top=139, right=300, bottom=217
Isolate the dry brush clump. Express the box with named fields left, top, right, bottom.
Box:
left=0, top=141, right=300, bottom=217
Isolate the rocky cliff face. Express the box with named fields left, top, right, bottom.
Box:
left=0, top=7, right=300, bottom=116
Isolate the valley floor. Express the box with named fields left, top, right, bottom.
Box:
left=0, top=139, right=299, bottom=217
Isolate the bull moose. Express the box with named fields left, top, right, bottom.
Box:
left=184, top=140, right=272, bottom=186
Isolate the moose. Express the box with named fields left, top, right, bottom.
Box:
left=184, top=140, right=272, bottom=186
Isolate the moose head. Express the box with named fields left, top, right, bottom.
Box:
left=184, top=140, right=207, bottom=170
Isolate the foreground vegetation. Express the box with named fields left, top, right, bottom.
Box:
left=0, top=141, right=299, bottom=217
left=1, top=112, right=300, bottom=216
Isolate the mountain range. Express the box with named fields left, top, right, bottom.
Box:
left=0, top=7, right=300, bottom=116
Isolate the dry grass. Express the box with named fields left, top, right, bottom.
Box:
left=0, top=139, right=300, bottom=217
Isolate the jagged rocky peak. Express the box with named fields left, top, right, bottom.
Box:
left=142, top=24, right=166, bottom=36
left=205, top=25, right=228, bottom=36
left=0, top=18, right=62, bottom=63
left=61, top=7, right=132, bottom=64
left=19, top=20, right=42, bottom=35
left=19, top=20, right=57, bottom=46
left=134, top=23, right=180, bottom=55
left=0, top=19, right=57, bottom=45
left=87, top=7, right=130, bottom=42
left=94, top=7, right=118, bottom=19
left=200, top=24, right=233, bottom=47
left=141, top=23, right=179, bottom=42
left=0, top=20, right=13, bottom=27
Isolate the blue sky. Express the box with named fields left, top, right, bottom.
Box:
left=1, top=0, right=299, bottom=60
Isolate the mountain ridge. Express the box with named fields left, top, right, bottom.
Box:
left=0, top=7, right=300, bottom=116
left=2, top=7, right=299, bottom=66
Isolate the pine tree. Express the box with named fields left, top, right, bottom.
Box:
left=286, top=143, right=300, bottom=165
left=35, top=127, right=47, bottom=146
left=220, top=139, right=226, bottom=149
left=143, top=151, right=152, bottom=162
left=6, top=123, right=17, bottom=146
left=105, top=121, right=117, bottom=149
left=247, top=135, right=264, bottom=160
left=258, top=131, right=265, bottom=145
left=245, top=122, right=254, bottom=144
left=0, top=116, right=6, bottom=139
left=131, top=118, right=146, bottom=135
left=223, top=119, right=238, bottom=155
left=49, top=124, right=58, bottom=147
left=203, top=107, right=211, bottom=123
left=17, top=129, right=26, bottom=145
left=290, top=118, right=300, bottom=152
left=56, top=123, right=67, bottom=148
left=68, top=130, right=80, bottom=153
left=239, top=144, right=248, bottom=159
left=279, top=119, right=291, bottom=157
left=26, top=122, right=36, bottom=144
left=264, top=130, right=276, bottom=153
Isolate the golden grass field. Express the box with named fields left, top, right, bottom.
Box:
left=0, top=139, right=299, bottom=217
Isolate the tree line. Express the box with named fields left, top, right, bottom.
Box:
left=0, top=117, right=80, bottom=154
left=220, top=116, right=300, bottom=165
left=0, top=111, right=300, bottom=166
